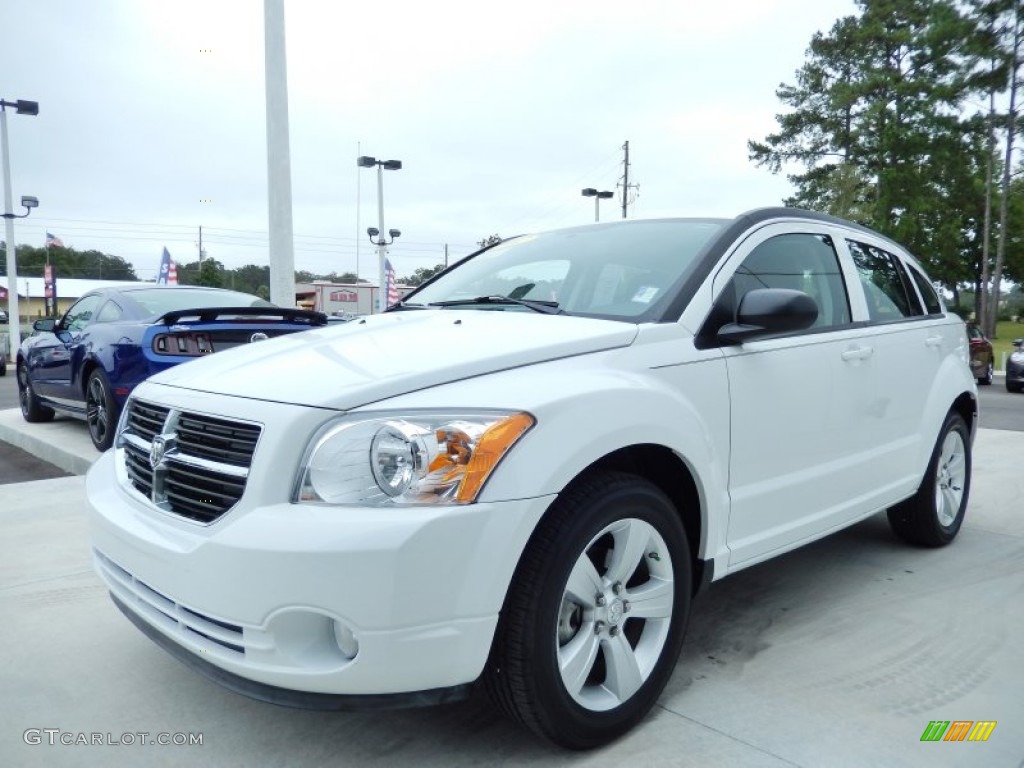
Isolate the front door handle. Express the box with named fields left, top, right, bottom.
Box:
left=925, top=335, right=943, bottom=348
left=841, top=346, right=874, bottom=362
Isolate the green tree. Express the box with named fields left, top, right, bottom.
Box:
left=399, top=264, right=446, bottom=287
left=1, top=243, right=139, bottom=280
left=748, top=0, right=987, bottom=291
left=176, top=259, right=225, bottom=288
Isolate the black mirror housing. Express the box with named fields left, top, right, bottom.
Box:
left=718, top=288, right=818, bottom=345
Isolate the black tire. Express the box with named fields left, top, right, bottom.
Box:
left=0, top=358, right=6, bottom=376
left=17, top=363, right=55, bottom=423
left=978, top=360, right=993, bottom=385
left=85, top=369, right=118, bottom=451
left=485, top=472, right=691, bottom=749
left=1008, top=381, right=1023, bottom=394
left=887, top=412, right=971, bottom=547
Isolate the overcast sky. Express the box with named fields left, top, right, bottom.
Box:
left=1, top=0, right=856, bottom=284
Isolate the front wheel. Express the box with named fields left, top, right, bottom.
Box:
left=86, top=369, right=118, bottom=451
left=887, top=412, right=971, bottom=547
left=485, top=472, right=691, bottom=749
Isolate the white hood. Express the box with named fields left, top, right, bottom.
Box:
left=148, top=310, right=638, bottom=410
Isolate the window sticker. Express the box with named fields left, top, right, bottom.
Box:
left=632, top=286, right=659, bottom=303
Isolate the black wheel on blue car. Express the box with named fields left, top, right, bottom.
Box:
left=86, top=369, right=117, bottom=451
left=887, top=412, right=970, bottom=547
left=485, top=471, right=691, bottom=749
left=17, top=363, right=55, bottom=423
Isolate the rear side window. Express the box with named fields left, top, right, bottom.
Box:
left=731, top=233, right=851, bottom=329
left=847, top=240, right=922, bottom=321
left=907, top=266, right=943, bottom=315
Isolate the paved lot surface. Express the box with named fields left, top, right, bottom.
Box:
left=0, top=425, right=1022, bottom=766
left=0, top=441, right=70, bottom=485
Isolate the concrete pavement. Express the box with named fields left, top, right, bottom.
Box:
left=0, top=415, right=1022, bottom=766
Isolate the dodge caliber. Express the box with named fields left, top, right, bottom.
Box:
left=86, top=208, right=977, bottom=749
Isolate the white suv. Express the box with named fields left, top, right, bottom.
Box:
left=86, top=208, right=976, bottom=749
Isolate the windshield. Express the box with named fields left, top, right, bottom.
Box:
left=128, top=288, right=273, bottom=316
left=405, top=219, right=724, bottom=321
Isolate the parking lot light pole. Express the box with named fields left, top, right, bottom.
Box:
left=581, top=188, right=614, bottom=222
left=1, top=98, right=39, bottom=353
left=358, top=156, right=402, bottom=313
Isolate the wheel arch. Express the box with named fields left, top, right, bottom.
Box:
left=581, top=444, right=709, bottom=596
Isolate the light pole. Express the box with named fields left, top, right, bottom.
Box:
left=581, top=188, right=614, bottom=222
left=357, top=155, right=402, bottom=313
left=1, top=98, right=39, bottom=353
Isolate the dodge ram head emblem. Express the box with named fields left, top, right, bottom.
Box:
left=149, top=435, right=168, bottom=470
left=250, top=332, right=269, bottom=343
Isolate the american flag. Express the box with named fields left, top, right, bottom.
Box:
left=157, top=247, right=179, bottom=284
left=385, top=258, right=400, bottom=308
left=45, top=232, right=64, bottom=248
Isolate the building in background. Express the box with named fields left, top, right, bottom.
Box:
left=295, top=281, right=413, bottom=316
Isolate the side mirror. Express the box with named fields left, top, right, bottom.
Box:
left=718, top=288, right=818, bottom=345
left=32, top=318, right=56, bottom=333
left=1013, top=339, right=1023, bottom=349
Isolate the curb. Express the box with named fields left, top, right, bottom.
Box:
left=0, top=409, right=99, bottom=476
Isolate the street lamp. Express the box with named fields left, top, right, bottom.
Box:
left=357, top=155, right=402, bottom=313
left=2, top=195, right=39, bottom=219
left=581, top=187, right=614, bottom=222
left=1, top=97, right=40, bottom=353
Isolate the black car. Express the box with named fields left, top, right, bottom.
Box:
left=17, top=285, right=326, bottom=449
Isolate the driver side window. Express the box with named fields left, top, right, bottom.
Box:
left=730, top=233, right=851, bottom=329
left=62, top=295, right=104, bottom=332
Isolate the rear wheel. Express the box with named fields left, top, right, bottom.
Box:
left=86, top=369, right=117, bottom=451
left=887, top=412, right=970, bottom=547
left=18, top=363, right=55, bottom=423
left=485, top=472, right=691, bottom=749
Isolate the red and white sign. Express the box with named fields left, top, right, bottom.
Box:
left=330, top=289, right=358, bottom=302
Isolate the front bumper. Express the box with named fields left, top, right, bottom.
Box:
left=87, top=450, right=554, bottom=699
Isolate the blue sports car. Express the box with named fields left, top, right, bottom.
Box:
left=16, top=285, right=326, bottom=450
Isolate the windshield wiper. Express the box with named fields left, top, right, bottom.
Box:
left=427, top=295, right=562, bottom=315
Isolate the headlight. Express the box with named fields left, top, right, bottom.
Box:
left=295, top=411, right=535, bottom=506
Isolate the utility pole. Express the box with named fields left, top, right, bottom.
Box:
left=198, top=225, right=203, bottom=263
left=444, top=243, right=449, bottom=268
left=617, top=141, right=639, bottom=219
left=621, top=140, right=629, bottom=219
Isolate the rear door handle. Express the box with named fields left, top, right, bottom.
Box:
left=841, top=346, right=874, bottom=361
left=925, top=335, right=943, bottom=348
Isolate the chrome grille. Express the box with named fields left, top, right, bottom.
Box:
left=119, top=399, right=260, bottom=524
left=176, top=413, right=260, bottom=466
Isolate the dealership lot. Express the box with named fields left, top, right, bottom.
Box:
left=0, top=408, right=1021, bottom=766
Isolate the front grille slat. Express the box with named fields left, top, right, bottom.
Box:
left=119, top=399, right=260, bottom=524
